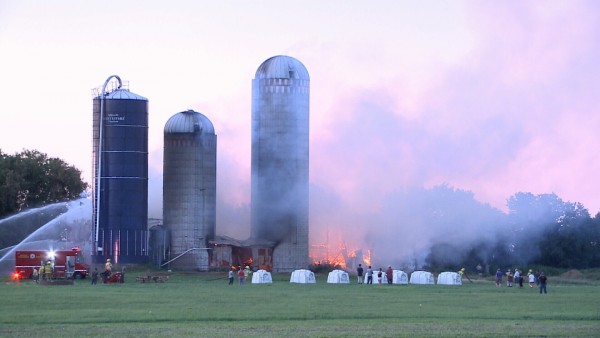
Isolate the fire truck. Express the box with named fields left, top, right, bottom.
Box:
left=14, top=247, right=89, bottom=280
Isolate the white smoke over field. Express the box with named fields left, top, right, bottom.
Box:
left=309, top=184, right=507, bottom=270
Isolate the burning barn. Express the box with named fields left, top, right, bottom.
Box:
left=209, top=236, right=275, bottom=271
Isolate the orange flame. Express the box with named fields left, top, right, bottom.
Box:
left=363, top=249, right=371, bottom=267
left=310, top=237, right=372, bottom=270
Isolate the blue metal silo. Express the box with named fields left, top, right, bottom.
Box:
left=92, top=75, right=149, bottom=264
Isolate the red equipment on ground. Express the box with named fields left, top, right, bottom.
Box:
left=103, top=271, right=124, bottom=284
left=14, top=247, right=90, bottom=280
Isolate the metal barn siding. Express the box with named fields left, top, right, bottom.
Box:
left=251, top=55, right=310, bottom=272
left=163, top=110, right=217, bottom=271
left=92, top=77, right=149, bottom=264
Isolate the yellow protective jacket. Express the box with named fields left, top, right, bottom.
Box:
left=43, top=263, right=53, bottom=276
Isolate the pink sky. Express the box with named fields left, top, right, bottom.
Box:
left=1, top=2, right=599, bottom=256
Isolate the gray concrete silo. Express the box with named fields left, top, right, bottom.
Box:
left=92, top=75, right=149, bottom=264
left=163, top=110, right=217, bottom=271
left=251, top=55, right=310, bottom=272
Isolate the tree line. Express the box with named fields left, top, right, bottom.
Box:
left=425, top=192, right=600, bottom=272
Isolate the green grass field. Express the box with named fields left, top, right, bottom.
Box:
left=1, top=271, right=599, bottom=337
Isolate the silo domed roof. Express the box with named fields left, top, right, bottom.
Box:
left=164, top=110, right=215, bottom=134
left=255, top=55, right=309, bottom=80
left=101, top=89, right=147, bottom=100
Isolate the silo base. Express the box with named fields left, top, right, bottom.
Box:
left=272, top=242, right=309, bottom=272
left=169, top=249, right=210, bottom=271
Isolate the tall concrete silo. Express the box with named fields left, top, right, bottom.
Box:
left=251, top=55, right=310, bottom=272
left=163, top=110, right=217, bottom=271
left=92, top=75, right=149, bottom=264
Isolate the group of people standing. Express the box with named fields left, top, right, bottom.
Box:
left=32, top=260, right=54, bottom=283
left=356, top=264, right=394, bottom=285
left=229, top=266, right=252, bottom=285
left=495, top=268, right=547, bottom=294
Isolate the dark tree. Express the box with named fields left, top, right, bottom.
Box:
left=536, top=208, right=597, bottom=268
left=506, top=192, right=597, bottom=269
left=424, top=191, right=600, bottom=272
left=587, top=215, right=600, bottom=267
left=0, top=149, right=87, bottom=218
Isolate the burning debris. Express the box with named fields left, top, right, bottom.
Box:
left=309, top=238, right=371, bottom=271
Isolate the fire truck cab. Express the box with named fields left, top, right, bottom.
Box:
left=15, top=247, right=89, bottom=280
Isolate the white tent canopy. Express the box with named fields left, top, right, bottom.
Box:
left=437, top=271, right=462, bottom=285
left=251, top=269, right=273, bottom=284
left=409, top=271, right=435, bottom=285
left=377, top=270, right=409, bottom=284
left=391, top=270, right=409, bottom=284
left=327, top=269, right=350, bottom=284
left=290, top=269, right=316, bottom=283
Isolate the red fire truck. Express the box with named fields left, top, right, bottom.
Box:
left=14, top=247, right=89, bottom=280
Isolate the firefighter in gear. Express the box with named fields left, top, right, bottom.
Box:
left=104, top=259, right=113, bottom=282
left=43, top=260, right=53, bottom=280
left=243, top=266, right=252, bottom=281
left=39, top=263, right=46, bottom=280
left=459, top=267, right=473, bottom=283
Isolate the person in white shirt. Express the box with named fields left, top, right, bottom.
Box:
left=527, top=269, right=535, bottom=288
